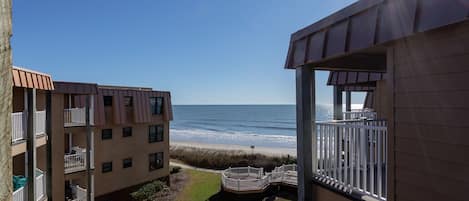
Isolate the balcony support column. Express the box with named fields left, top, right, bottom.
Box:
left=26, top=88, right=37, bottom=201
left=86, top=95, right=92, bottom=201
left=333, top=86, right=343, bottom=120
left=345, top=91, right=352, bottom=112
left=296, top=66, right=315, bottom=201
left=46, top=91, right=53, bottom=200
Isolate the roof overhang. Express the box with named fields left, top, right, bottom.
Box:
left=285, top=0, right=469, bottom=70
left=53, top=81, right=98, bottom=95
left=12, top=66, right=54, bottom=90
left=328, top=71, right=383, bottom=92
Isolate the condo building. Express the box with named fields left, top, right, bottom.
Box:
left=10, top=67, right=173, bottom=201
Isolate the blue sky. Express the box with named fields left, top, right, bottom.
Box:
left=11, top=0, right=364, bottom=105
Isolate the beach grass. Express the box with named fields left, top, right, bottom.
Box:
left=176, top=169, right=221, bottom=201
left=170, top=146, right=296, bottom=171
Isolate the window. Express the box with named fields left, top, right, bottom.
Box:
left=102, top=129, right=112, bottom=140
left=148, top=125, right=164, bottom=143
left=149, top=152, right=164, bottom=171
left=102, top=162, right=112, bottom=173
left=104, top=96, right=113, bottom=106
left=150, top=97, right=163, bottom=115
left=124, top=96, right=133, bottom=107
left=122, top=127, right=132, bottom=137
left=123, top=158, right=132, bottom=168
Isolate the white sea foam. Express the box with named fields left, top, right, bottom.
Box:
left=170, top=128, right=297, bottom=148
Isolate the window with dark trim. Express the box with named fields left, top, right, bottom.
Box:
left=149, top=152, right=164, bottom=171
left=101, top=129, right=112, bottom=140
left=124, top=96, right=133, bottom=107
left=104, top=96, right=113, bottom=107
left=102, top=162, right=112, bottom=173
left=150, top=97, right=164, bottom=115
left=122, top=127, right=132, bottom=137
left=148, top=125, right=164, bottom=143
left=123, top=158, right=132, bottom=169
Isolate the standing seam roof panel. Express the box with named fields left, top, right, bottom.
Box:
left=285, top=0, right=469, bottom=69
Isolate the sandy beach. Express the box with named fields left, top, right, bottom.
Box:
left=170, top=141, right=297, bottom=157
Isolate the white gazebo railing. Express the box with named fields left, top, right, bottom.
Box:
left=64, top=148, right=87, bottom=173
left=11, top=111, right=47, bottom=143
left=316, top=120, right=387, bottom=200
left=343, top=109, right=377, bottom=120
left=221, top=164, right=297, bottom=192
left=64, top=108, right=94, bottom=127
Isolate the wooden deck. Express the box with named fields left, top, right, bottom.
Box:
left=221, top=164, right=297, bottom=194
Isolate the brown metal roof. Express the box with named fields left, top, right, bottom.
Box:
left=12, top=66, right=54, bottom=90
left=327, top=71, right=383, bottom=86
left=93, top=86, right=173, bottom=126
left=285, top=0, right=469, bottom=69
left=53, top=81, right=98, bottom=95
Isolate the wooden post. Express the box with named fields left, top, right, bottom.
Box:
left=345, top=91, right=352, bottom=112
left=296, top=66, right=315, bottom=201
left=46, top=91, right=53, bottom=201
left=26, top=88, right=37, bottom=201
left=0, top=0, right=13, bottom=200
left=86, top=95, right=92, bottom=201
left=333, top=86, right=343, bottom=120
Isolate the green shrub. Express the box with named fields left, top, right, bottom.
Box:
left=130, top=180, right=168, bottom=201
left=170, top=166, right=182, bottom=174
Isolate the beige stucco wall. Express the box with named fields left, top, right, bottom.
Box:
left=94, top=121, right=170, bottom=197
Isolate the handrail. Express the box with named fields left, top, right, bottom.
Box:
left=221, top=164, right=297, bottom=192
left=316, top=120, right=387, bottom=200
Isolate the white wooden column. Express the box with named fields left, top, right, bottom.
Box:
left=296, top=66, right=315, bottom=201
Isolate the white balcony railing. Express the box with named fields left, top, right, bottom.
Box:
left=316, top=120, right=387, bottom=200
left=64, top=108, right=94, bottom=127
left=12, top=169, right=46, bottom=201
left=12, top=112, right=25, bottom=142
left=69, top=185, right=87, bottom=201
left=36, top=169, right=46, bottom=201
left=12, top=186, right=25, bottom=201
left=35, top=111, right=46, bottom=135
left=11, top=111, right=47, bottom=143
left=343, top=109, right=377, bottom=120
left=64, top=148, right=87, bottom=174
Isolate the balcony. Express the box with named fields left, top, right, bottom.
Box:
left=343, top=109, right=377, bottom=120
left=64, top=147, right=94, bottom=174
left=12, top=169, right=47, bottom=201
left=11, top=111, right=46, bottom=143
left=64, top=108, right=94, bottom=127
left=315, top=119, right=387, bottom=200
left=67, top=185, right=87, bottom=201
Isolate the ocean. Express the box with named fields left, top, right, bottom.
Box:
left=170, top=105, right=334, bottom=149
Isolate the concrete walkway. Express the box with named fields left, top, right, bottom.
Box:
left=170, top=161, right=222, bottom=174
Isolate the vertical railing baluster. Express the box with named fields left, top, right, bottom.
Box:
left=378, top=128, right=382, bottom=198
left=339, top=126, right=343, bottom=185
left=370, top=129, right=375, bottom=195
left=345, top=126, right=349, bottom=188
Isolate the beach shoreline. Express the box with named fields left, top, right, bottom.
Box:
left=170, top=141, right=297, bottom=157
